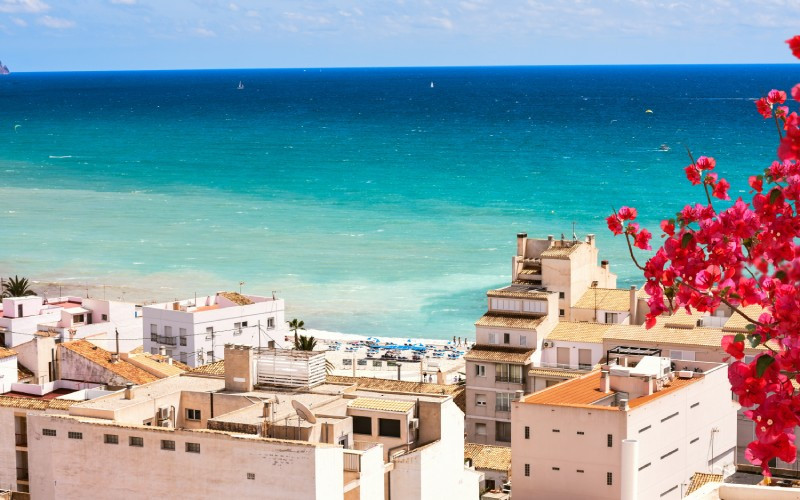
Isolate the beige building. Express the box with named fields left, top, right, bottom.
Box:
left=464, top=443, right=511, bottom=494
left=511, top=356, right=737, bottom=500
left=24, top=344, right=479, bottom=499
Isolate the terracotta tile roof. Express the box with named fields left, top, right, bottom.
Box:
left=17, top=362, right=34, bottom=381
left=662, top=308, right=702, bottom=328
left=723, top=305, right=766, bottom=332
left=540, top=242, right=584, bottom=260
left=0, top=347, right=17, bottom=360
left=464, top=443, right=512, bottom=472
left=573, top=288, right=631, bottom=312
left=0, top=395, right=77, bottom=411
left=475, top=312, right=547, bottom=329
left=522, top=370, right=698, bottom=410
left=528, top=368, right=582, bottom=379
left=219, top=292, right=254, bottom=305
left=518, top=268, right=540, bottom=275
left=465, top=344, right=535, bottom=364
left=603, top=322, right=768, bottom=352
left=131, top=354, right=189, bottom=377
left=188, top=360, right=225, bottom=377
left=129, top=346, right=144, bottom=354
left=148, top=354, right=191, bottom=371
left=686, top=473, right=723, bottom=494
left=547, top=322, right=614, bottom=344
left=61, top=340, right=158, bottom=385
left=348, top=397, right=414, bottom=413
left=486, top=289, right=551, bottom=301
left=326, top=375, right=466, bottom=412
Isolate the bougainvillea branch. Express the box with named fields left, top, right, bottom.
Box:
left=607, top=35, right=800, bottom=476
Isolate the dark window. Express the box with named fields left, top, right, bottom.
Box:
left=577, top=431, right=585, bottom=435
left=690, top=437, right=699, bottom=444
left=661, top=411, right=679, bottom=423
left=661, top=485, right=678, bottom=497
left=129, top=436, right=143, bottom=447
left=559, top=292, right=565, bottom=299
left=577, top=469, right=584, bottom=473
left=247, top=473, right=255, bottom=480
left=639, top=462, right=651, bottom=471
left=639, top=425, right=651, bottom=433
left=186, top=408, right=201, bottom=421
left=378, top=418, right=401, bottom=438
left=68, top=431, right=82, bottom=440
left=485, top=480, right=495, bottom=490
left=607, top=472, right=613, bottom=485
left=503, top=333, right=510, bottom=344
left=524, top=426, right=530, bottom=439
left=104, top=434, right=118, bottom=444
left=552, top=467, right=560, bottom=471
left=101, top=314, right=108, bottom=321
left=352, top=416, right=372, bottom=435
left=524, top=464, right=530, bottom=476
left=496, top=421, right=511, bottom=442
left=161, top=440, right=175, bottom=451
left=559, top=309, right=565, bottom=316
left=691, top=402, right=700, bottom=409
left=607, top=434, right=613, bottom=447
left=661, top=448, right=679, bottom=460
left=552, top=429, right=560, bottom=433
left=186, top=442, right=200, bottom=453
left=42, top=429, right=56, bottom=437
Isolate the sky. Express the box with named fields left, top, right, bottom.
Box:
left=1, top=0, right=800, bottom=71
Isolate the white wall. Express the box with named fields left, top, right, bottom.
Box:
left=0, top=356, right=18, bottom=393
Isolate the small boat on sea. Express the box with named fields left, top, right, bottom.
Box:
left=430, top=81, right=434, bottom=88
left=237, top=81, right=244, bottom=90
left=659, top=144, right=670, bottom=151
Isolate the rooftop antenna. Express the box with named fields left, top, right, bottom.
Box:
left=239, top=281, right=245, bottom=294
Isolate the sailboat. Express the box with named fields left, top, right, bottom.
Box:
left=237, top=81, right=244, bottom=90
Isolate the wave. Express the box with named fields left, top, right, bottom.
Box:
left=48, top=155, right=73, bottom=159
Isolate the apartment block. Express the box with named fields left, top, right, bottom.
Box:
left=511, top=356, right=737, bottom=500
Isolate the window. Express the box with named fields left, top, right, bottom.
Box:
left=670, top=350, right=695, bottom=361
left=607, top=472, right=613, bottom=486
left=660, top=448, right=679, bottom=460
left=101, top=314, right=108, bottom=321
left=577, top=469, right=584, bottom=473
left=503, top=333, right=510, bottom=345
left=488, top=333, right=497, bottom=344
left=164, top=326, right=172, bottom=337
left=104, top=434, right=118, bottom=444
left=607, top=434, right=613, bottom=447
left=234, top=322, right=243, bottom=335
left=165, top=349, right=173, bottom=357
left=150, top=324, right=157, bottom=334
left=491, top=298, right=520, bottom=312
left=206, top=350, right=213, bottom=360
left=496, top=393, right=513, bottom=412
left=150, top=348, right=158, bottom=355
left=475, top=423, right=487, bottom=436
left=639, top=462, right=651, bottom=471
left=604, top=312, right=618, bottom=324
left=524, top=426, right=530, bottom=439
left=474, top=364, right=485, bottom=377
left=661, top=411, right=679, bottom=423
left=378, top=418, right=401, bottom=438
left=691, top=402, right=700, bottom=409
left=524, top=464, right=530, bottom=477
left=267, top=317, right=275, bottom=329
left=660, top=485, right=678, bottom=497
left=496, top=363, right=523, bottom=383
left=68, top=431, right=82, bottom=440
left=73, top=314, right=85, bottom=324
left=353, top=416, right=372, bottom=435
left=690, top=437, right=699, bottom=444
left=559, top=292, right=565, bottom=299
left=639, top=425, right=651, bottom=433
left=578, top=349, right=592, bottom=369
left=129, top=436, right=143, bottom=447
left=247, top=473, right=255, bottom=480
left=42, top=429, right=56, bottom=437
left=552, top=467, right=560, bottom=471
left=559, top=309, right=565, bottom=317
left=241, top=321, right=248, bottom=327
left=186, top=409, right=201, bottom=421
left=186, top=442, right=201, bottom=453
left=495, top=422, right=511, bottom=442
left=522, top=300, right=546, bottom=313
left=180, top=352, right=187, bottom=363
left=205, top=327, right=213, bottom=340
left=552, top=429, right=560, bottom=433
left=476, top=394, right=487, bottom=407
left=161, top=440, right=175, bottom=451
left=520, top=335, right=527, bottom=347
left=577, top=431, right=585, bottom=435
left=179, top=333, right=187, bottom=347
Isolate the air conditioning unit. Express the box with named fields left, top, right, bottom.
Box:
left=160, top=420, right=172, bottom=428
left=157, top=407, right=170, bottom=420
left=410, top=418, right=419, bottom=430
left=542, top=340, right=554, bottom=348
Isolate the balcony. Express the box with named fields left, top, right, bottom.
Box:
left=343, top=450, right=362, bottom=472
left=495, top=375, right=525, bottom=384
left=16, top=468, right=28, bottom=481
left=15, top=433, right=27, bottom=447
left=151, top=334, right=177, bottom=346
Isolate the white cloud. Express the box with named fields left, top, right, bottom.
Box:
left=0, top=0, right=49, bottom=13
left=11, top=17, right=27, bottom=26
left=228, top=2, right=238, bottom=11
left=194, top=27, right=216, bottom=37
left=37, top=15, right=75, bottom=28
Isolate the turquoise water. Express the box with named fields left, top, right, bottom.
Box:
left=0, top=65, right=798, bottom=339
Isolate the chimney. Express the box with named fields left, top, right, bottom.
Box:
left=159, top=345, right=166, bottom=357
left=547, top=235, right=554, bottom=244
left=514, top=390, right=524, bottom=401
left=601, top=260, right=609, bottom=270
left=124, top=383, right=134, bottom=400
left=587, top=234, right=596, bottom=247
left=629, top=286, right=638, bottom=325
left=516, top=233, right=527, bottom=257
left=619, top=399, right=629, bottom=411
left=600, top=371, right=611, bottom=393
left=262, top=401, right=271, bottom=419
left=224, top=344, right=254, bottom=392
left=621, top=440, right=639, bottom=500
left=172, top=301, right=180, bottom=311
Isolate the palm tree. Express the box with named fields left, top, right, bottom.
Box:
left=2, top=276, right=37, bottom=298
left=294, top=334, right=317, bottom=351
left=287, top=318, right=305, bottom=346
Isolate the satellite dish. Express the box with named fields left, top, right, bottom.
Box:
left=292, top=400, right=317, bottom=424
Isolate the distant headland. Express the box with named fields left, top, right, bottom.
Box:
left=0, top=61, right=9, bottom=75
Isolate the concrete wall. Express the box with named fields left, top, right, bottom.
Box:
left=348, top=406, right=411, bottom=461
left=539, top=340, right=602, bottom=369
left=27, top=414, right=343, bottom=499
left=0, top=356, right=18, bottom=394
left=466, top=358, right=529, bottom=446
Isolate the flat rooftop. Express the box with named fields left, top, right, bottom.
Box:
left=522, top=370, right=699, bottom=410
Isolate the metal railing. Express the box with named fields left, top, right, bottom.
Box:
left=343, top=450, right=362, bottom=472
left=15, top=433, right=27, bottom=447
left=496, top=405, right=511, bottom=413
left=152, top=335, right=177, bottom=346
left=495, top=375, right=525, bottom=384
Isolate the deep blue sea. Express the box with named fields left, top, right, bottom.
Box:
left=0, top=65, right=798, bottom=339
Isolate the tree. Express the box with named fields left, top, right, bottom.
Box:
left=287, top=318, right=305, bottom=346
left=294, top=334, right=317, bottom=351
left=606, top=35, right=800, bottom=476
left=2, top=275, right=37, bottom=298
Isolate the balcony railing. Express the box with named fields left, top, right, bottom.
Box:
left=152, top=334, right=177, bottom=346
left=15, top=433, right=27, bottom=447
left=343, top=450, right=362, bottom=472
left=16, top=468, right=28, bottom=481
left=496, top=405, right=511, bottom=413
left=495, top=375, right=525, bottom=384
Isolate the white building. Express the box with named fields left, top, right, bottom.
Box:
left=511, top=356, right=737, bottom=499
left=142, top=292, right=285, bottom=367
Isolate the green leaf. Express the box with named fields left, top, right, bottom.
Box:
left=745, top=324, right=756, bottom=332
left=747, top=334, right=760, bottom=348
left=734, top=333, right=746, bottom=343
left=776, top=270, right=787, bottom=282
left=755, top=355, right=775, bottom=378
left=681, top=233, right=693, bottom=249
left=769, top=188, right=781, bottom=204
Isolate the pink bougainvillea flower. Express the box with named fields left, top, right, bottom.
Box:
left=633, top=229, right=652, bottom=250
left=792, top=84, right=800, bottom=102
left=749, top=175, right=763, bottom=192
left=684, top=164, right=701, bottom=185
left=606, top=214, right=622, bottom=235
left=756, top=97, right=772, bottom=119
left=713, top=178, right=730, bottom=200
left=722, top=335, right=745, bottom=360
left=768, top=89, right=787, bottom=105
left=696, top=156, right=716, bottom=171
left=617, top=206, right=637, bottom=221
left=787, top=35, right=800, bottom=59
